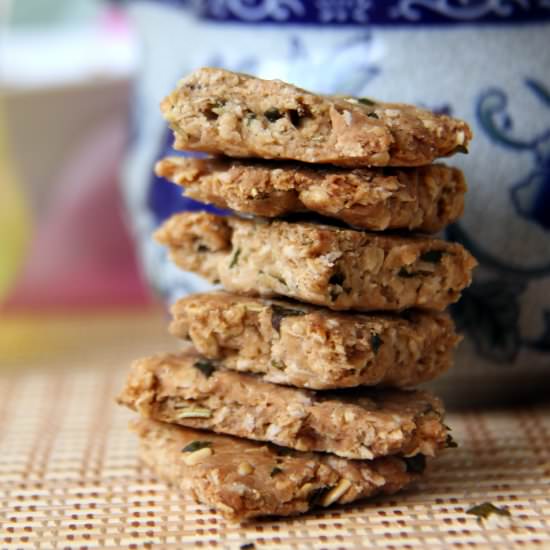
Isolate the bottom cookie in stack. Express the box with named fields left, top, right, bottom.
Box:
left=133, top=418, right=427, bottom=521
left=118, top=347, right=453, bottom=520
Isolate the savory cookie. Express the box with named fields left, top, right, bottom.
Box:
left=169, top=292, right=459, bottom=389
left=134, top=418, right=425, bottom=520
left=161, top=67, right=472, bottom=167
left=155, top=211, right=476, bottom=312
left=156, top=156, right=466, bottom=232
left=118, top=349, right=449, bottom=460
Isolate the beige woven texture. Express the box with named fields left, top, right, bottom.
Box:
left=1, top=372, right=549, bottom=549
left=1, top=313, right=549, bottom=549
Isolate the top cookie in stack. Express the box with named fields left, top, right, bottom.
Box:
left=160, top=67, right=471, bottom=167
left=119, top=68, right=476, bottom=521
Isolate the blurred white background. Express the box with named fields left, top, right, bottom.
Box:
left=0, top=0, right=150, bottom=309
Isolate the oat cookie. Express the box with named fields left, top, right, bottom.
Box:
left=161, top=68, right=472, bottom=167
left=170, top=292, right=459, bottom=389
left=156, top=157, right=466, bottom=232
left=155, top=212, right=476, bottom=312
left=118, top=349, right=449, bottom=460
left=134, top=418, right=423, bottom=520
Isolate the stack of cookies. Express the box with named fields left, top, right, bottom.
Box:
left=118, top=68, right=477, bottom=521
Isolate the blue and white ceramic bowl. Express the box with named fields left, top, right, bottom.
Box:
left=123, top=1, right=550, bottom=405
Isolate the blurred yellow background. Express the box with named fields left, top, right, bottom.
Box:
left=0, top=101, right=30, bottom=301
left=0, top=0, right=159, bottom=366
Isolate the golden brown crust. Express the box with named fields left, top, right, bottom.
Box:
left=133, top=418, right=421, bottom=521
left=118, top=349, right=449, bottom=460
left=155, top=212, right=477, bottom=312
left=161, top=68, right=472, bottom=167
left=169, top=291, right=459, bottom=389
left=155, top=157, right=466, bottom=233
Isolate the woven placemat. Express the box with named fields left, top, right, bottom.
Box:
left=1, top=320, right=549, bottom=549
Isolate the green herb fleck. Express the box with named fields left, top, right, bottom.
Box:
left=270, top=360, right=286, bottom=370
left=453, top=144, right=469, bottom=155
left=367, top=112, right=380, bottom=119
left=193, top=359, right=215, bottom=378
left=398, top=267, right=417, bottom=278
left=403, top=454, right=426, bottom=474
left=371, top=333, right=383, bottom=354
left=271, top=304, right=306, bottom=332
left=288, top=109, right=301, bottom=127
left=466, top=502, right=510, bottom=522
left=329, top=272, right=345, bottom=286
left=264, top=108, right=283, bottom=122
left=420, top=250, right=444, bottom=263
left=308, top=486, right=333, bottom=507
left=424, top=403, right=436, bottom=415
left=229, top=248, right=241, bottom=268
left=328, top=272, right=346, bottom=301
left=329, top=288, right=341, bottom=301
left=273, top=274, right=288, bottom=287
left=270, top=467, right=283, bottom=477
left=446, top=434, right=458, bottom=448
left=275, top=446, right=293, bottom=457
left=182, top=440, right=212, bottom=453
left=358, top=97, right=376, bottom=106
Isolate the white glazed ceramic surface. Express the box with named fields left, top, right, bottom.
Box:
left=124, top=1, right=550, bottom=403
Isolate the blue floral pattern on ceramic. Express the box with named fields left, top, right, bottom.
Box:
left=477, top=79, right=550, bottom=230
left=446, top=78, right=550, bottom=363
left=448, top=226, right=550, bottom=362
left=159, top=0, right=550, bottom=24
